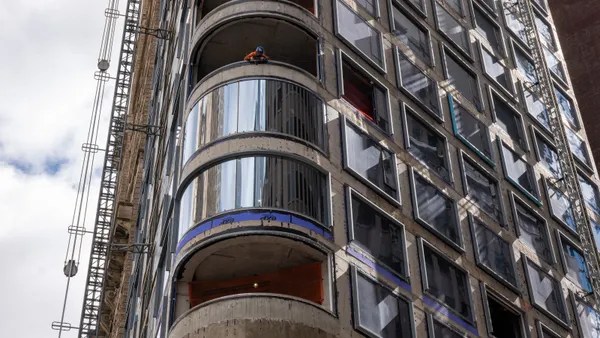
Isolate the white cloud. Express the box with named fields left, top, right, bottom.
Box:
left=0, top=0, right=126, bottom=337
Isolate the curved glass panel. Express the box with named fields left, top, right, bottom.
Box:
left=178, top=155, right=328, bottom=240
left=183, top=79, right=327, bottom=164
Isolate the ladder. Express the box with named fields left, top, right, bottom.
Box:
left=78, top=0, right=141, bottom=336
left=506, top=0, right=600, bottom=305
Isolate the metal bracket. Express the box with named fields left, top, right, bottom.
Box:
left=51, top=321, right=80, bottom=332
left=136, top=26, right=172, bottom=40
left=111, top=243, right=151, bottom=254
left=126, top=123, right=162, bottom=136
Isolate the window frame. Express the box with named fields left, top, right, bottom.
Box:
left=520, top=82, right=552, bottom=135
left=438, top=0, right=466, bottom=18
left=570, top=292, right=600, bottom=338
left=468, top=214, right=520, bottom=292
left=448, top=95, right=495, bottom=167
left=498, top=138, right=541, bottom=206
left=534, top=10, right=556, bottom=51
left=503, top=8, right=529, bottom=50
left=511, top=40, right=538, bottom=85
left=522, top=255, right=571, bottom=329
left=346, top=186, right=410, bottom=281
left=542, top=178, right=577, bottom=236
left=350, top=266, right=416, bottom=338
left=402, top=104, right=453, bottom=184
left=557, top=230, right=592, bottom=293
left=418, top=237, right=476, bottom=324
left=410, top=167, right=464, bottom=251
left=442, top=46, right=483, bottom=112
left=333, top=0, right=387, bottom=72
left=337, top=49, right=394, bottom=135
left=459, top=150, right=506, bottom=225
left=479, top=42, right=514, bottom=97
left=480, top=284, right=528, bottom=338
left=535, top=320, right=562, bottom=338
left=350, top=0, right=381, bottom=19
left=543, top=46, right=568, bottom=87
left=530, top=0, right=549, bottom=16
left=565, top=127, right=593, bottom=172
left=489, top=87, right=529, bottom=151
left=578, top=170, right=600, bottom=216
left=389, top=1, right=433, bottom=66
left=471, top=2, right=505, bottom=56
left=553, top=82, right=580, bottom=130
left=341, top=117, right=402, bottom=206
left=425, top=312, right=467, bottom=338
left=433, top=2, right=473, bottom=59
left=395, top=46, right=443, bottom=121
left=531, top=126, right=562, bottom=180
left=472, top=0, right=498, bottom=19
left=510, top=192, right=556, bottom=264
left=401, top=0, right=427, bottom=17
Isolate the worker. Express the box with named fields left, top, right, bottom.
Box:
left=244, top=46, right=270, bottom=64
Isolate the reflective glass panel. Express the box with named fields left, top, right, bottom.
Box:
left=451, top=100, right=493, bottom=161
left=554, top=87, right=578, bottom=128
left=514, top=200, right=552, bottom=262
left=463, top=158, right=502, bottom=222
left=482, top=47, right=512, bottom=93
left=414, top=173, right=460, bottom=245
left=560, top=237, right=592, bottom=292
left=475, top=8, right=503, bottom=54
left=445, top=52, right=480, bottom=109
left=547, top=183, right=576, bottom=232
left=406, top=111, right=450, bottom=181
left=500, top=143, right=538, bottom=199
left=526, top=259, right=568, bottom=323
left=472, top=217, right=517, bottom=287
left=566, top=128, right=591, bottom=167
left=397, top=50, right=441, bottom=118
left=336, top=0, right=383, bottom=67
left=575, top=299, right=600, bottom=338
left=392, top=5, right=430, bottom=64
left=536, top=135, right=561, bottom=179
left=435, top=3, right=471, bottom=55
left=579, top=173, right=600, bottom=215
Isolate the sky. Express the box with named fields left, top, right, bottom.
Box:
left=0, top=0, right=124, bottom=336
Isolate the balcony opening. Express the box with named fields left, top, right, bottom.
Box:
left=340, top=57, right=390, bottom=133
left=173, top=235, right=332, bottom=320
left=195, top=0, right=316, bottom=26
left=190, top=18, right=318, bottom=88
left=486, top=295, right=524, bottom=338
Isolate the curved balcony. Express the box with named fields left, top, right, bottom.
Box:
left=182, top=78, right=328, bottom=167
left=189, top=3, right=320, bottom=89
left=170, top=234, right=335, bottom=335
left=194, top=0, right=316, bottom=27
left=177, top=154, right=329, bottom=244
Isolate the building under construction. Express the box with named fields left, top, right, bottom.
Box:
left=59, top=0, right=600, bottom=336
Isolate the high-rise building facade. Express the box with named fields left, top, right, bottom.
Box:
left=91, top=0, right=600, bottom=337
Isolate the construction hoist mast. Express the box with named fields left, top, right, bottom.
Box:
left=506, top=0, right=600, bottom=305
left=77, top=0, right=141, bottom=336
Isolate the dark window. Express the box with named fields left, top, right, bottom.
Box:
left=422, top=242, right=473, bottom=322
left=524, top=86, right=550, bottom=130
left=463, top=157, right=503, bottom=222
left=591, top=219, right=600, bottom=255
left=345, top=122, right=399, bottom=201
left=405, top=110, right=451, bottom=181
left=350, top=192, right=407, bottom=278
left=514, top=47, right=538, bottom=84
left=482, top=47, right=512, bottom=94
left=486, top=295, right=524, bottom=338
left=579, top=173, right=600, bottom=215
left=535, top=134, right=562, bottom=179
left=413, top=172, right=461, bottom=246
left=407, top=0, right=425, bottom=12
left=392, top=5, right=431, bottom=64
left=341, top=59, right=390, bottom=132
left=513, top=199, right=553, bottom=262
left=532, top=0, right=547, bottom=12
left=575, top=298, right=600, bottom=338
left=471, top=217, right=517, bottom=287
left=547, top=183, right=576, bottom=233
left=352, top=270, right=413, bottom=338
left=435, top=2, right=471, bottom=55
left=492, top=95, right=526, bottom=149
left=500, top=142, right=539, bottom=201
left=474, top=7, right=503, bottom=53
left=554, top=87, right=578, bottom=129
left=525, top=259, right=568, bottom=324
left=543, top=47, right=566, bottom=82
left=445, top=52, right=480, bottom=110
left=428, top=317, right=463, bottom=338
left=566, top=128, right=591, bottom=167
left=336, top=0, right=384, bottom=68
left=450, top=99, right=493, bottom=163
left=397, top=50, right=441, bottom=119
left=540, top=326, right=560, bottom=338
left=559, top=235, right=593, bottom=292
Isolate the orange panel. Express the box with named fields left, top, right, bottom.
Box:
left=189, top=262, right=324, bottom=307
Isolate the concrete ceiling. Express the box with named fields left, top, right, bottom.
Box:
left=178, top=235, right=326, bottom=282
left=195, top=18, right=318, bottom=79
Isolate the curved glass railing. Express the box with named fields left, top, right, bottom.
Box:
left=178, top=155, right=328, bottom=241
left=183, top=79, right=327, bottom=165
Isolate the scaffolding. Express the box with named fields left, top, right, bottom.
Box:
left=505, top=0, right=600, bottom=306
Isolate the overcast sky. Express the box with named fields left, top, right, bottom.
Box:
left=0, top=1, right=124, bottom=336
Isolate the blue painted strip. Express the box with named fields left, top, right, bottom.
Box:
left=346, top=247, right=411, bottom=293
left=422, top=295, right=478, bottom=336
left=176, top=210, right=332, bottom=256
